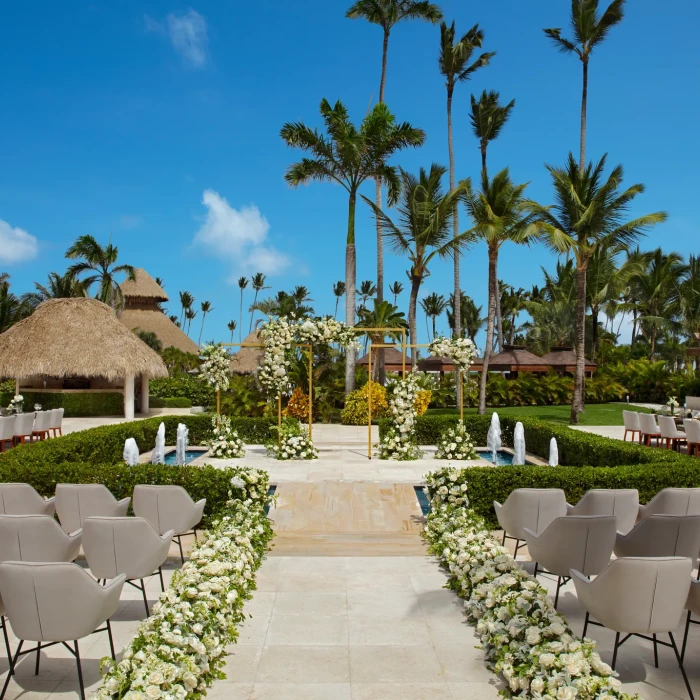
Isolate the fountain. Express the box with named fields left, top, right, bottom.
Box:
left=123, top=438, right=139, bottom=466
left=512, top=421, right=526, bottom=465
left=548, top=437, right=559, bottom=467
left=175, top=423, right=189, bottom=466
left=486, top=412, right=502, bottom=464
left=151, top=422, right=166, bottom=465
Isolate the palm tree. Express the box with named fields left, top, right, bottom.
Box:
left=332, top=281, right=346, bottom=319
left=227, top=320, right=237, bottom=344
left=346, top=0, right=442, bottom=306
left=237, top=277, right=248, bottom=343
left=356, top=299, right=408, bottom=381
left=65, top=234, right=135, bottom=309
left=463, top=169, right=544, bottom=414
left=254, top=290, right=315, bottom=320
left=30, top=271, right=87, bottom=304
left=544, top=0, right=625, bottom=170
left=529, top=153, right=667, bottom=423
left=447, top=291, right=484, bottom=341
left=679, top=255, right=700, bottom=349
left=389, top=281, right=404, bottom=305
left=249, top=273, right=269, bottom=332
left=358, top=280, right=377, bottom=311
left=185, top=308, right=197, bottom=336
left=439, top=21, right=494, bottom=340
left=362, top=163, right=470, bottom=365
left=0, top=275, right=32, bottom=333
left=179, top=291, right=194, bottom=327
left=198, top=301, right=213, bottom=345
left=420, top=292, right=447, bottom=339
left=281, top=98, right=425, bottom=393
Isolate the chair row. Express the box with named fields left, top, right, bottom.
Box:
left=0, top=409, right=64, bottom=451
left=623, top=410, right=700, bottom=453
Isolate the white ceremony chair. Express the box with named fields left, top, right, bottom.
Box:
left=0, top=596, right=12, bottom=679
left=133, top=485, right=205, bottom=563
left=55, top=484, right=130, bottom=534
left=639, top=413, right=661, bottom=446
left=658, top=415, right=687, bottom=451
left=0, top=417, right=14, bottom=453
left=30, top=411, right=51, bottom=442
left=0, top=515, right=82, bottom=563
left=0, top=483, right=55, bottom=517
left=11, top=414, right=34, bottom=445
left=684, top=419, right=700, bottom=457
left=682, top=579, right=700, bottom=661
left=0, top=561, right=124, bottom=700
left=622, top=410, right=641, bottom=442
left=48, top=408, right=64, bottom=437
left=639, top=488, right=700, bottom=519
left=566, top=489, right=639, bottom=535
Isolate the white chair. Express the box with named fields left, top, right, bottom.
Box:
left=639, top=413, right=661, bottom=446
left=11, top=414, right=34, bottom=445
left=622, top=410, right=642, bottom=442
left=639, top=488, right=700, bottom=519
left=658, top=415, right=687, bottom=451
left=0, top=515, right=82, bottom=563
left=0, top=596, right=12, bottom=680
left=682, top=579, right=700, bottom=661
left=524, top=515, right=617, bottom=607
left=0, top=417, right=14, bottom=453
left=55, top=484, right=130, bottom=534
left=30, top=411, right=51, bottom=441
left=0, top=561, right=124, bottom=700
left=48, top=408, right=64, bottom=438
left=82, top=517, right=173, bottom=616
left=567, top=489, right=639, bottom=535
left=0, top=483, right=55, bottom=517
left=684, top=419, right=700, bottom=457
left=573, top=557, right=693, bottom=699
left=133, top=485, right=205, bottom=563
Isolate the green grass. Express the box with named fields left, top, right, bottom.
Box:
left=425, top=403, right=653, bottom=426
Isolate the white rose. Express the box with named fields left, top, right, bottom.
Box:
left=556, top=686, right=577, bottom=700
left=539, top=653, right=556, bottom=668
left=145, top=687, right=162, bottom=700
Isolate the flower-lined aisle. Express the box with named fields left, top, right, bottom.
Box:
left=96, top=467, right=274, bottom=700
left=423, top=472, right=631, bottom=700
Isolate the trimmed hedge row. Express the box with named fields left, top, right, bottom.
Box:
left=5, top=391, right=125, bottom=417
left=149, top=396, right=193, bottom=408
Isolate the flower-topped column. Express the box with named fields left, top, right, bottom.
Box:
left=428, top=336, right=478, bottom=420
left=378, top=372, right=422, bottom=460
left=199, top=344, right=231, bottom=413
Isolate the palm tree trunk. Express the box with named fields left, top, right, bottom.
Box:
left=345, top=192, right=357, bottom=396
left=447, top=87, right=460, bottom=341
left=230, top=330, right=234, bottom=344
left=239, top=293, right=244, bottom=343
left=198, top=313, right=206, bottom=345
left=249, top=291, right=259, bottom=333
left=571, top=261, right=588, bottom=424
left=580, top=59, right=588, bottom=170
left=478, top=249, right=497, bottom=414
left=334, top=297, right=339, bottom=319
left=631, top=308, right=638, bottom=344
left=591, top=305, right=599, bottom=358
left=480, top=141, right=487, bottom=177
left=408, top=275, right=421, bottom=368
left=425, top=313, right=430, bottom=342
left=495, top=275, right=504, bottom=353
left=432, top=315, right=437, bottom=339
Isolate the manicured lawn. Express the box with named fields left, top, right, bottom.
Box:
left=426, top=403, right=653, bottom=426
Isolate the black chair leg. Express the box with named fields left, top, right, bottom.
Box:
left=554, top=576, right=562, bottom=609
left=74, top=640, right=85, bottom=700
left=106, top=618, right=116, bottom=661
left=682, top=610, right=693, bottom=661
left=177, top=537, right=184, bottom=564
left=141, top=580, right=149, bottom=617
left=533, top=562, right=538, bottom=577
left=669, top=632, right=695, bottom=700
left=35, top=641, right=40, bottom=675
left=0, top=640, right=22, bottom=700
left=501, top=531, right=506, bottom=545
left=582, top=611, right=589, bottom=639
left=611, top=632, right=621, bottom=670
left=158, top=567, right=165, bottom=592
left=653, top=634, right=659, bottom=668
left=1, top=617, right=13, bottom=676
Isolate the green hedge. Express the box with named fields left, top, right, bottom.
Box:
left=150, top=396, right=193, bottom=408
left=6, top=391, right=125, bottom=417
left=149, top=376, right=214, bottom=407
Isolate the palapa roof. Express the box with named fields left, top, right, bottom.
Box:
left=119, top=308, right=200, bottom=354
left=357, top=347, right=413, bottom=369
left=417, top=355, right=455, bottom=372
left=120, top=268, right=168, bottom=301
left=486, top=345, right=551, bottom=372
left=540, top=346, right=596, bottom=371
left=0, top=298, right=168, bottom=381
left=230, top=330, right=264, bottom=374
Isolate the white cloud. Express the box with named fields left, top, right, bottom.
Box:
left=145, top=9, right=208, bottom=68
left=193, top=190, right=290, bottom=276
left=0, top=218, right=38, bottom=264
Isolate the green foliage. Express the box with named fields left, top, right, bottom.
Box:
left=600, top=359, right=700, bottom=403
left=149, top=396, right=192, bottom=408
left=11, top=391, right=124, bottom=417
left=150, top=376, right=215, bottom=407
left=341, top=380, right=388, bottom=425
left=135, top=330, right=163, bottom=353
left=220, top=374, right=267, bottom=417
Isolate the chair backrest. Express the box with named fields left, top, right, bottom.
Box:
left=686, top=579, right=700, bottom=616
left=0, top=515, right=80, bottom=562
left=0, top=416, right=15, bottom=441
left=0, top=561, right=124, bottom=642
left=640, top=488, right=700, bottom=517
left=614, top=515, right=700, bottom=561
left=568, top=489, right=639, bottom=535
left=684, top=419, right=700, bottom=444
left=12, top=413, right=34, bottom=436
left=638, top=413, right=659, bottom=434
left=33, top=411, right=51, bottom=432
left=55, top=484, right=129, bottom=533
left=622, top=411, right=641, bottom=431
left=49, top=408, right=64, bottom=430
left=658, top=415, right=679, bottom=438
left=82, top=516, right=168, bottom=580
left=496, top=488, right=567, bottom=540
left=0, top=483, right=54, bottom=516
left=687, top=396, right=700, bottom=411
left=133, top=484, right=204, bottom=536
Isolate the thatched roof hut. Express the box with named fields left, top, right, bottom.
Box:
left=486, top=345, right=550, bottom=373
left=118, top=268, right=199, bottom=354
left=357, top=347, right=412, bottom=372
left=540, top=346, right=596, bottom=374
left=230, top=330, right=264, bottom=375
left=416, top=355, right=454, bottom=373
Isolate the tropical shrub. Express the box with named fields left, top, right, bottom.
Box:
left=150, top=376, right=215, bottom=407
left=149, top=397, right=192, bottom=409
left=599, top=359, right=700, bottom=403
left=414, top=389, right=432, bottom=416
left=341, top=380, right=388, bottom=425
left=219, top=375, right=267, bottom=418
left=284, top=387, right=312, bottom=422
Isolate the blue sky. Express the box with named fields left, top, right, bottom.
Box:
left=1, top=0, right=698, bottom=347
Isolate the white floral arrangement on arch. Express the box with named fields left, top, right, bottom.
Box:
left=435, top=422, right=478, bottom=461
left=266, top=420, right=318, bottom=460
left=428, top=336, right=478, bottom=371
left=205, top=415, right=245, bottom=459
left=378, top=372, right=422, bottom=460
left=95, top=468, right=274, bottom=700
left=199, top=344, right=231, bottom=393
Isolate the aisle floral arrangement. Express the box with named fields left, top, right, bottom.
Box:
left=377, top=372, right=422, bottom=460
left=199, top=344, right=231, bottom=393
left=434, top=422, right=478, bottom=460
left=423, top=473, right=632, bottom=700
left=428, top=336, right=478, bottom=370
left=265, top=419, right=318, bottom=460
left=205, top=414, right=246, bottom=458
left=96, top=467, right=274, bottom=700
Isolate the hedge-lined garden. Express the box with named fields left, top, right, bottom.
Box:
left=0, top=389, right=125, bottom=417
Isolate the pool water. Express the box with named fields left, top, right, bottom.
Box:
left=414, top=486, right=431, bottom=516
left=265, top=485, right=277, bottom=516
left=476, top=449, right=516, bottom=466
left=163, top=449, right=208, bottom=465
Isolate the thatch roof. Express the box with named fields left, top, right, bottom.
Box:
left=0, top=298, right=168, bottom=381
left=357, top=347, right=413, bottom=369
left=230, top=330, right=264, bottom=374
left=119, top=308, right=199, bottom=355
left=540, top=346, right=596, bottom=372
left=486, top=345, right=550, bottom=372
left=120, top=268, right=168, bottom=301
left=417, top=355, right=454, bottom=372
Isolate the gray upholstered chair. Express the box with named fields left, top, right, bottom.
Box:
left=48, top=408, right=64, bottom=438
left=55, top=484, right=129, bottom=534
left=0, top=515, right=82, bottom=563
left=572, top=557, right=693, bottom=699
left=684, top=419, right=700, bottom=457
left=493, top=488, right=567, bottom=558
left=639, top=488, right=700, bottom=519
left=682, top=579, right=700, bottom=661
left=524, top=515, right=617, bottom=607
left=133, top=485, right=205, bottom=563
left=0, top=417, right=14, bottom=453
left=639, top=412, right=661, bottom=446
left=11, top=414, right=34, bottom=445
left=0, top=596, right=11, bottom=679
left=622, top=410, right=641, bottom=442
left=82, top=516, right=173, bottom=616
left=658, top=415, right=687, bottom=451
left=566, top=489, right=639, bottom=535
left=30, top=411, right=52, bottom=442
left=0, top=483, right=55, bottom=517
left=0, top=561, right=124, bottom=700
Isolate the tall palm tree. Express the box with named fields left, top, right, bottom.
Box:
left=346, top=0, right=442, bottom=306
left=185, top=308, right=197, bottom=336
left=544, top=0, right=625, bottom=170
left=389, top=281, right=404, bottom=305
left=249, top=272, right=269, bottom=332
left=198, top=301, right=213, bottom=345
left=237, top=277, right=248, bottom=343
left=362, top=163, right=470, bottom=365
left=30, top=271, right=87, bottom=304
left=227, top=320, right=237, bottom=344
left=358, top=280, right=377, bottom=311
left=356, top=299, right=408, bottom=381
left=679, top=255, right=700, bottom=349
left=0, top=275, right=32, bottom=333
left=65, top=234, right=135, bottom=309
left=439, top=21, right=494, bottom=340
left=179, top=291, right=194, bottom=327
left=420, top=292, right=447, bottom=339
left=332, top=281, right=346, bottom=319
left=529, top=153, right=667, bottom=423
left=281, top=98, right=425, bottom=393
left=463, top=169, right=544, bottom=414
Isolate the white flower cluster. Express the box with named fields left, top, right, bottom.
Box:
left=258, top=317, right=359, bottom=396
left=7, top=394, right=23, bottom=412
left=95, top=470, right=273, bottom=700
left=267, top=424, right=319, bottom=460
left=423, top=500, right=631, bottom=700
left=378, top=372, right=422, bottom=460
left=435, top=422, right=478, bottom=461
left=426, top=469, right=469, bottom=507
left=428, top=336, right=478, bottom=371
left=198, top=345, right=231, bottom=393
left=205, top=415, right=245, bottom=459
